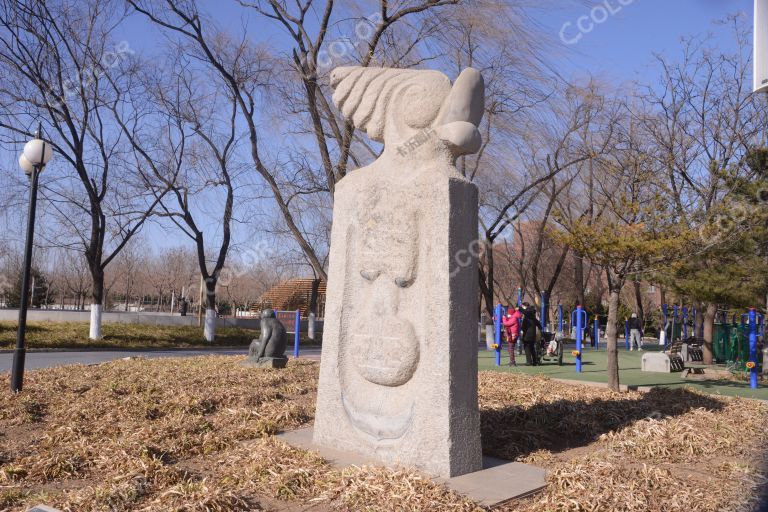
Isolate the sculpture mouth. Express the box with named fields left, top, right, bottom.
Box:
left=341, top=393, right=414, bottom=441
left=349, top=317, right=419, bottom=387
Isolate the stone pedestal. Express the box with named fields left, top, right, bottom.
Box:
left=313, top=170, right=481, bottom=478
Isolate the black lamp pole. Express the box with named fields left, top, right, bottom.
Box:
left=10, top=125, right=44, bottom=393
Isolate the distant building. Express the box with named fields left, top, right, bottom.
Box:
left=249, top=278, right=326, bottom=318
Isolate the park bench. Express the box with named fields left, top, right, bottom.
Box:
left=679, top=337, right=708, bottom=377
left=664, top=339, right=686, bottom=372
left=680, top=336, right=704, bottom=363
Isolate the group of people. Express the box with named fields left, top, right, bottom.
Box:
left=500, top=302, right=543, bottom=366
left=499, top=305, right=646, bottom=366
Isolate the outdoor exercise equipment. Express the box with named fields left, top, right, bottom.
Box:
left=571, top=305, right=587, bottom=373
left=493, top=303, right=503, bottom=367
left=540, top=300, right=563, bottom=366
left=593, top=317, right=600, bottom=350
left=747, top=308, right=761, bottom=389
left=540, top=290, right=549, bottom=333
left=673, top=305, right=679, bottom=344
left=682, top=307, right=688, bottom=339
left=712, top=310, right=764, bottom=383
left=661, top=304, right=684, bottom=347
left=275, top=309, right=302, bottom=359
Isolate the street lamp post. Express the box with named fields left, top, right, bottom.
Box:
left=10, top=123, right=52, bottom=392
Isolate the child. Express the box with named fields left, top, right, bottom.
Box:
left=546, top=337, right=558, bottom=357
left=502, top=306, right=523, bottom=366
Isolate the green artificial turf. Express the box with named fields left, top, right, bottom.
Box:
left=479, top=342, right=768, bottom=400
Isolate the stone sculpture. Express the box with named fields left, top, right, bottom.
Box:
left=243, top=309, right=288, bottom=368
left=313, top=66, right=485, bottom=478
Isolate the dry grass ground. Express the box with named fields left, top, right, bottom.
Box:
left=0, top=357, right=765, bottom=511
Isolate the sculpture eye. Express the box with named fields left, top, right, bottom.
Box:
left=360, top=270, right=380, bottom=282
left=394, top=277, right=414, bottom=288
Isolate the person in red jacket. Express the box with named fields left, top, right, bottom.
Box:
left=502, top=306, right=523, bottom=366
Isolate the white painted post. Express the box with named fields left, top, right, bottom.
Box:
left=308, top=312, right=316, bottom=340
left=204, top=308, right=216, bottom=342
left=89, top=304, right=102, bottom=340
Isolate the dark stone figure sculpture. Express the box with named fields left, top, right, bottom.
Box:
left=243, top=309, right=288, bottom=368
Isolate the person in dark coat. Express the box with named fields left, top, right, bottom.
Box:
left=520, top=302, right=542, bottom=366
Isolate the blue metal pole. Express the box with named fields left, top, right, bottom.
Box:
left=575, top=305, right=584, bottom=373
left=662, top=304, right=668, bottom=348
left=594, top=317, right=600, bottom=350
left=518, top=293, right=524, bottom=355
left=682, top=307, right=688, bottom=339
left=494, top=303, right=502, bottom=366
left=625, top=320, right=630, bottom=350
left=672, top=305, right=679, bottom=344
left=293, top=309, right=300, bottom=359
left=692, top=307, right=698, bottom=338
left=540, top=290, right=548, bottom=333
left=558, top=304, right=563, bottom=334
left=749, top=308, right=758, bottom=389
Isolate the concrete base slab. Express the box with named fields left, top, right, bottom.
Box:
left=642, top=352, right=672, bottom=373
left=26, top=505, right=62, bottom=512
left=277, top=427, right=546, bottom=508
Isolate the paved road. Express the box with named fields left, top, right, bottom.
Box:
left=0, top=346, right=323, bottom=372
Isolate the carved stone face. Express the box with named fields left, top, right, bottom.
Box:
left=351, top=190, right=419, bottom=388
left=334, top=180, right=422, bottom=441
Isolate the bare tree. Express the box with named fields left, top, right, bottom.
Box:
left=477, top=82, right=617, bottom=315
left=0, top=0, right=169, bottom=338
left=557, top=111, right=685, bottom=391
left=639, top=18, right=768, bottom=362
left=109, top=44, right=259, bottom=340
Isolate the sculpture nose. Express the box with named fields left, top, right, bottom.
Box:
left=369, top=276, right=399, bottom=317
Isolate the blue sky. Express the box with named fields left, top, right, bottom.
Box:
left=536, top=0, right=751, bottom=84
left=2, top=0, right=758, bottom=256
left=116, top=1, right=754, bottom=85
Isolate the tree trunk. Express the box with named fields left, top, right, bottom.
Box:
left=204, top=277, right=217, bottom=342
left=695, top=303, right=705, bottom=339
left=89, top=267, right=105, bottom=340
left=574, top=253, right=585, bottom=306
left=606, top=286, right=621, bottom=392
left=702, top=303, right=716, bottom=365
left=309, top=278, right=321, bottom=316
left=479, top=235, right=495, bottom=317
left=633, top=279, right=644, bottom=325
